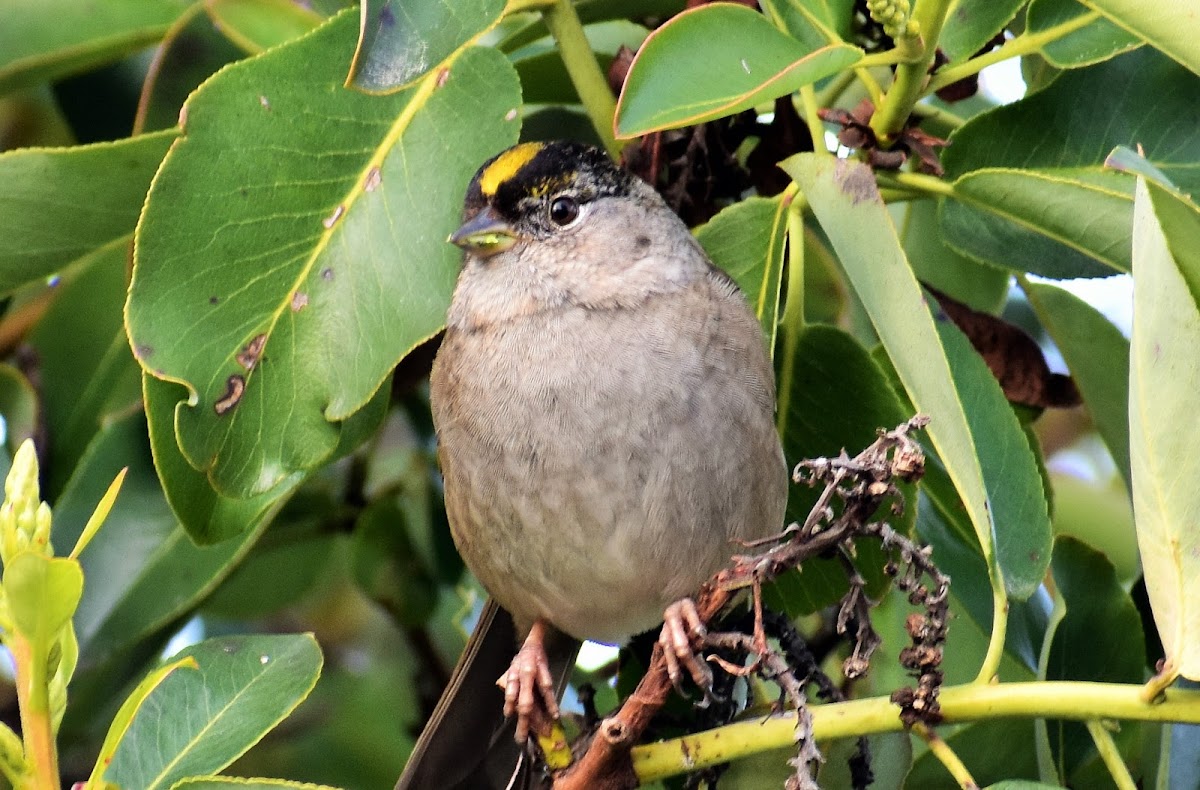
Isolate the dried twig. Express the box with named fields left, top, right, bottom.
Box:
left=551, top=415, right=941, bottom=788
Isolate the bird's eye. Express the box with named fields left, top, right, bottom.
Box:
left=548, top=195, right=580, bottom=226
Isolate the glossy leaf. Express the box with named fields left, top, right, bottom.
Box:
left=783, top=154, right=1000, bottom=592
left=51, top=411, right=265, bottom=664
left=102, top=635, right=322, bottom=790
left=1129, top=177, right=1200, bottom=681
left=1039, top=537, right=1145, bottom=782
left=0, top=0, right=187, bottom=94
left=127, top=11, right=522, bottom=497
left=1027, top=0, right=1141, bottom=68
left=695, top=194, right=788, bottom=349
left=349, top=0, right=506, bottom=92
left=916, top=480, right=1051, bottom=674
left=935, top=320, right=1052, bottom=600
left=1024, top=281, right=1131, bottom=487
left=941, top=49, right=1200, bottom=278
left=766, top=325, right=909, bottom=615
left=86, top=656, right=199, bottom=790
left=902, top=198, right=1009, bottom=314
left=1077, top=0, right=1200, bottom=75
left=0, top=130, right=175, bottom=294
left=759, top=0, right=855, bottom=51
left=615, top=3, right=861, bottom=137
left=945, top=170, right=1131, bottom=279
left=939, top=0, right=1025, bottom=63
left=205, top=0, right=323, bottom=54
left=143, top=376, right=297, bottom=545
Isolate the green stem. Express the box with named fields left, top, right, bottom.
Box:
left=541, top=0, right=620, bottom=157
left=927, top=11, right=1101, bottom=93
left=976, top=580, right=1009, bottom=684
left=13, top=635, right=58, bottom=789
left=775, top=191, right=807, bottom=437
left=913, top=722, right=976, bottom=788
left=797, top=86, right=825, bottom=152
left=876, top=170, right=955, bottom=197
left=633, top=681, right=1200, bottom=782
left=869, top=0, right=956, bottom=143
left=1087, top=720, right=1138, bottom=790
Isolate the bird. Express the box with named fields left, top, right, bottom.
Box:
left=397, top=140, right=788, bottom=789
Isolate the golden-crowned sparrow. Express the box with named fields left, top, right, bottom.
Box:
left=397, top=140, right=787, bottom=789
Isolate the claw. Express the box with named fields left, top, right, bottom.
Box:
left=659, top=598, right=714, bottom=702
left=498, top=620, right=560, bottom=744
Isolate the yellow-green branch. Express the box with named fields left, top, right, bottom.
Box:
left=927, top=11, right=1101, bottom=93
left=633, top=681, right=1200, bottom=782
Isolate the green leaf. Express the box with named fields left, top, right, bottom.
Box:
left=695, top=194, right=788, bottom=349
left=944, top=169, right=1132, bottom=278
left=1129, top=176, right=1200, bottom=681
left=127, top=11, right=522, bottom=497
left=614, top=3, right=861, bottom=137
left=1023, top=281, right=1131, bottom=488
left=934, top=320, right=1052, bottom=601
left=134, top=8, right=246, bottom=134
left=1077, top=0, right=1200, bottom=76
left=51, top=411, right=266, bottom=664
left=102, top=635, right=323, bottom=790
left=941, top=49, right=1200, bottom=278
left=0, top=130, right=176, bottom=295
left=939, top=0, right=1025, bottom=63
left=4, top=553, right=82, bottom=642
left=1027, top=0, right=1141, bottom=68
left=760, top=0, right=856, bottom=50
left=171, top=779, right=343, bottom=790
left=782, top=154, right=1001, bottom=594
left=765, top=325, right=909, bottom=615
left=902, top=198, right=1009, bottom=314
left=205, top=0, right=323, bottom=55
left=349, top=0, right=506, bottom=92
left=0, top=0, right=188, bottom=95
left=1039, top=537, right=1145, bottom=782
left=86, top=656, right=199, bottom=790
left=916, top=480, right=1051, bottom=673
left=144, top=375, right=299, bottom=545
left=28, top=243, right=142, bottom=497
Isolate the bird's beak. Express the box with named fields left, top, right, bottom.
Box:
left=449, top=207, right=516, bottom=258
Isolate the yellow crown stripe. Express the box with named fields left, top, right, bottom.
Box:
left=479, top=142, right=543, bottom=196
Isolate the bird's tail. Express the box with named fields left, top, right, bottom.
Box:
left=396, top=600, right=579, bottom=790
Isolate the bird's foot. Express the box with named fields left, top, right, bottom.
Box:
left=659, top=598, right=715, bottom=702
left=498, top=619, right=561, bottom=744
